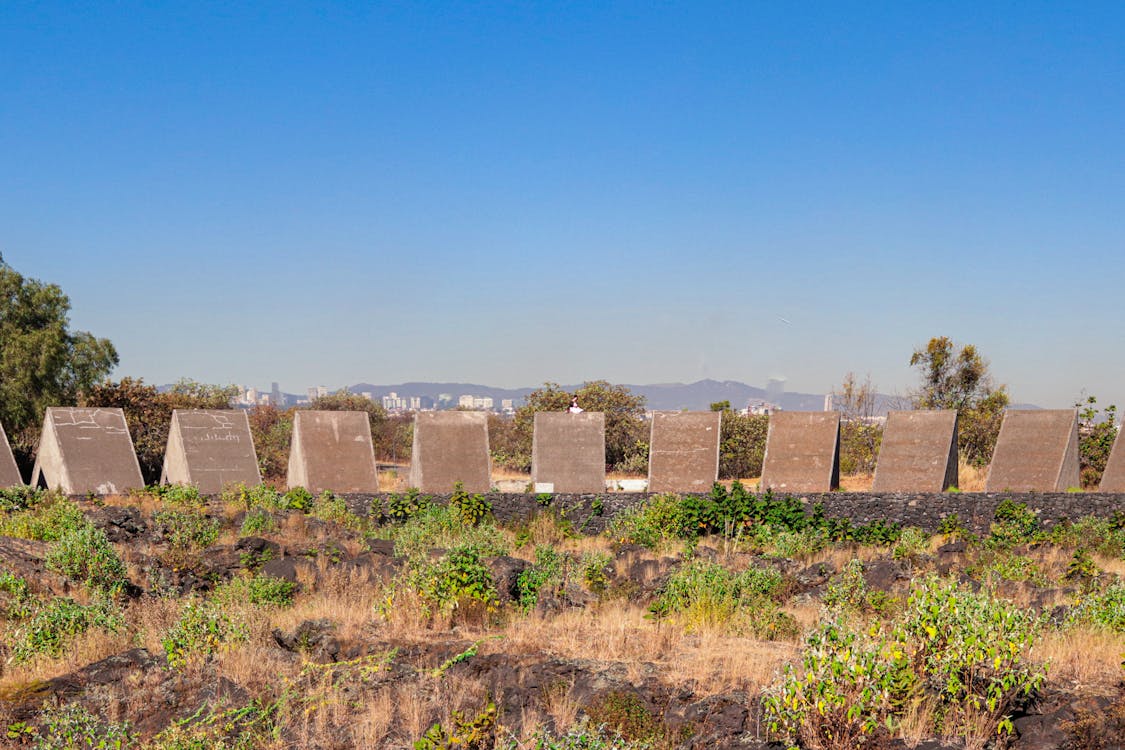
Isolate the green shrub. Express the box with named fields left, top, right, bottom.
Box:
left=223, top=483, right=287, bottom=512
left=411, top=545, right=498, bottom=614
left=382, top=504, right=509, bottom=561
left=213, top=574, right=297, bottom=609
left=150, top=483, right=205, bottom=507
left=11, top=597, right=123, bottom=662
left=312, top=491, right=365, bottom=530
left=44, top=525, right=129, bottom=595
left=584, top=691, right=667, bottom=746
left=579, top=551, right=613, bottom=594
left=0, top=569, right=34, bottom=620
left=988, top=498, right=1042, bottom=548
left=1071, top=582, right=1125, bottom=631
left=515, top=546, right=566, bottom=612
left=450, top=483, right=492, bottom=527
left=510, top=722, right=648, bottom=750
left=240, top=507, right=276, bottom=536
left=283, top=486, right=314, bottom=512
left=650, top=560, right=792, bottom=637
left=163, top=600, right=249, bottom=668
left=415, top=700, right=497, bottom=750
left=0, top=486, right=45, bottom=513
left=0, top=494, right=86, bottom=542
left=31, top=702, right=133, bottom=749
left=766, top=577, right=1044, bottom=747
left=384, top=487, right=431, bottom=523
left=153, top=507, right=221, bottom=553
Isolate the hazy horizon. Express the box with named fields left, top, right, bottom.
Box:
left=5, top=3, right=1123, bottom=410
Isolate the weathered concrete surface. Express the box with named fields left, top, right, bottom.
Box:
left=0, top=421, right=23, bottom=487
left=287, top=411, right=379, bottom=494
left=986, top=409, right=1080, bottom=492
left=1100, top=428, right=1125, bottom=492
left=409, top=412, right=491, bottom=493
left=30, top=408, right=143, bottom=495
left=161, top=410, right=262, bottom=494
left=648, top=411, right=721, bottom=493
left=872, top=410, right=958, bottom=492
left=760, top=412, right=840, bottom=492
left=531, top=412, right=605, bottom=493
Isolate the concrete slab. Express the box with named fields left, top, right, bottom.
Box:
left=287, top=410, right=379, bottom=493
left=30, top=408, right=144, bottom=495
left=0, top=422, right=23, bottom=487
left=1099, top=427, right=1125, bottom=492
left=872, top=410, right=959, bottom=492
left=531, top=412, right=605, bottom=493
left=760, top=412, right=840, bottom=492
left=985, top=409, right=1080, bottom=492
left=408, top=412, right=491, bottom=493
left=647, top=411, right=721, bottom=493
left=161, top=410, right=262, bottom=494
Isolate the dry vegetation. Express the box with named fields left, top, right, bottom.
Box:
left=3, top=484, right=1125, bottom=749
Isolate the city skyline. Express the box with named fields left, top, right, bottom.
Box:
left=4, top=3, right=1124, bottom=409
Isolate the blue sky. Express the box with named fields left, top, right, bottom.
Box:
left=3, top=2, right=1123, bottom=407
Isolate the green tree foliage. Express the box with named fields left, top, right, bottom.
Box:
left=501, top=381, right=648, bottom=473
left=246, top=404, right=293, bottom=484
left=835, top=372, right=882, bottom=475
left=83, top=377, right=237, bottom=484
left=0, top=255, right=118, bottom=465
left=910, top=337, right=1009, bottom=466
left=712, top=403, right=768, bottom=479
left=1076, top=395, right=1118, bottom=488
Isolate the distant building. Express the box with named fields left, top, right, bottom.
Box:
left=306, top=387, right=318, bottom=402
left=474, top=396, right=493, bottom=410
left=824, top=393, right=834, bottom=412
left=458, top=394, right=475, bottom=409
left=360, top=391, right=375, bottom=401
left=745, top=399, right=781, bottom=416
left=383, top=392, right=406, bottom=411
left=501, top=399, right=514, bottom=414
left=409, top=396, right=421, bottom=410
left=271, top=382, right=283, bottom=408
left=316, top=386, right=329, bottom=399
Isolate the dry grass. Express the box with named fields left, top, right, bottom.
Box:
left=957, top=460, right=988, bottom=492
left=839, top=473, right=874, bottom=492
left=1031, top=627, right=1125, bottom=695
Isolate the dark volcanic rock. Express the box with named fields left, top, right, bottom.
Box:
left=87, top=505, right=147, bottom=542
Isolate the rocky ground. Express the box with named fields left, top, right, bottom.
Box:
left=2, top=485, right=1125, bottom=749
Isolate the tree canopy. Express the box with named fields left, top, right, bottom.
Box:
left=910, top=336, right=1009, bottom=466
left=0, top=255, right=118, bottom=463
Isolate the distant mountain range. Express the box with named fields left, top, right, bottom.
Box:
left=339, top=379, right=911, bottom=413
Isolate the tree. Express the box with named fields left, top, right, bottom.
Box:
left=910, top=337, right=1009, bottom=466
left=247, top=404, right=293, bottom=484
left=83, top=378, right=238, bottom=484
left=1075, top=394, right=1118, bottom=489
left=0, top=255, right=118, bottom=467
left=834, top=372, right=882, bottom=475
left=511, top=381, right=648, bottom=473
left=711, top=401, right=769, bottom=480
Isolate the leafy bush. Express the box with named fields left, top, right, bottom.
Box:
left=579, top=550, right=613, bottom=594
left=1070, top=582, right=1125, bottom=631
left=31, top=702, right=133, bottom=749
left=507, top=722, right=649, bottom=750
left=11, top=597, right=123, bottom=662
left=450, top=483, right=492, bottom=527
left=0, top=493, right=86, bottom=542
left=411, top=545, right=498, bottom=614
left=584, top=691, right=668, bottom=746
left=239, top=507, right=276, bottom=536
left=765, top=576, right=1045, bottom=748
left=415, top=700, right=497, bottom=750
left=44, top=524, right=129, bottom=595
left=0, top=486, right=44, bottom=512
left=148, top=482, right=205, bottom=507
left=223, top=483, right=287, bottom=512
left=283, top=486, right=314, bottom=512
left=383, top=504, right=509, bottom=561
left=988, top=498, right=1041, bottom=548
left=163, top=600, right=249, bottom=668
left=384, top=487, right=431, bottom=523
left=213, top=574, right=297, bottom=608
left=650, top=559, right=792, bottom=637
left=154, top=507, right=221, bottom=554
left=516, top=546, right=566, bottom=612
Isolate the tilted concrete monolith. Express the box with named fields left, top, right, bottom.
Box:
left=648, top=411, right=721, bottom=493
left=30, top=407, right=144, bottom=495
left=287, top=410, right=379, bottom=493
left=161, top=409, right=262, bottom=494
left=985, top=409, right=1080, bottom=492
left=760, top=412, right=840, bottom=492
left=872, top=410, right=959, bottom=492
left=409, top=412, right=490, bottom=493
left=1099, top=426, right=1125, bottom=492
left=0, top=421, right=23, bottom=487
left=532, top=412, right=605, bottom=493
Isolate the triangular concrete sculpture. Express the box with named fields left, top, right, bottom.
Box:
left=985, top=409, right=1080, bottom=492
left=287, top=410, right=379, bottom=493
left=161, top=409, right=262, bottom=494
left=1099, top=427, right=1125, bottom=492
left=532, top=412, right=605, bottom=493
left=409, top=411, right=491, bottom=493
left=760, top=412, right=841, bottom=492
left=0, top=421, right=23, bottom=487
left=30, top=407, right=144, bottom=495
left=872, top=410, right=959, bottom=492
left=648, top=411, right=721, bottom=493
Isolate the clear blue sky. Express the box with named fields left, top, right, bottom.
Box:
left=3, top=2, right=1123, bottom=407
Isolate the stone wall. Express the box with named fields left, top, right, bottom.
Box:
left=338, top=491, right=1125, bottom=537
